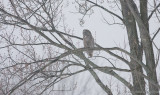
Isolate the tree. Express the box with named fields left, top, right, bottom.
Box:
left=0, top=0, right=160, bottom=95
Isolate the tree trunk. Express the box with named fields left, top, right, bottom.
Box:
left=126, top=0, right=159, bottom=95
left=120, top=0, right=145, bottom=95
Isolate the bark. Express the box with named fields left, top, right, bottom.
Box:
left=140, top=0, right=149, bottom=31
left=120, top=0, right=145, bottom=95
left=126, top=0, right=159, bottom=95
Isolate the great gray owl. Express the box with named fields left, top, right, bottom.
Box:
left=83, top=29, right=94, bottom=57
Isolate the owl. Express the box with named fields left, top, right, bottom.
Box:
left=83, top=29, right=94, bottom=57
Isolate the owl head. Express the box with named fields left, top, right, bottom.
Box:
left=83, top=29, right=91, bottom=37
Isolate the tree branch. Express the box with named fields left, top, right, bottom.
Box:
left=148, top=3, right=160, bottom=21
left=86, top=0, right=123, bottom=22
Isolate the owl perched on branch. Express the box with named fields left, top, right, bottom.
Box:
left=83, top=29, right=94, bottom=57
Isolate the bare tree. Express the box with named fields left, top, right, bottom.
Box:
left=0, top=0, right=160, bottom=95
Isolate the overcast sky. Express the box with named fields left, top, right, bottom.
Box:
left=1, top=0, right=160, bottom=95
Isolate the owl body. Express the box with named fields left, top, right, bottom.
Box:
left=83, top=29, right=94, bottom=57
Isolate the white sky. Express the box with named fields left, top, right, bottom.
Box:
left=0, top=0, right=160, bottom=95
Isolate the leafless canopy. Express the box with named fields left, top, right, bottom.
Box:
left=0, top=0, right=160, bottom=95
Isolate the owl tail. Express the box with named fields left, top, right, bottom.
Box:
left=87, top=50, right=93, bottom=57
left=89, top=53, right=93, bottom=57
